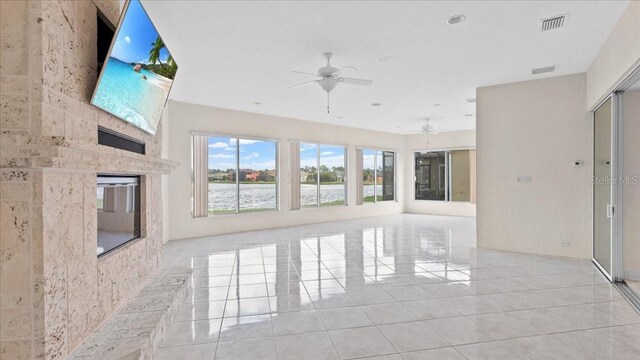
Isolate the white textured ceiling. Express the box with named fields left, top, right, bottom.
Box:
left=142, top=0, right=628, bottom=134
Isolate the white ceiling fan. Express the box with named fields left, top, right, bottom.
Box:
left=405, top=118, right=450, bottom=135
left=290, top=52, right=373, bottom=114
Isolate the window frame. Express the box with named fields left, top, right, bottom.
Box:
left=297, top=141, right=349, bottom=208
left=192, top=131, right=280, bottom=216
left=357, top=147, right=398, bottom=204
left=413, top=147, right=475, bottom=202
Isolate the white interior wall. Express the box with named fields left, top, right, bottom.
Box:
left=587, top=1, right=640, bottom=110
left=473, top=2, right=639, bottom=263
left=622, top=90, right=640, bottom=279
left=164, top=100, right=411, bottom=241
left=403, top=131, right=476, bottom=217
left=161, top=107, right=171, bottom=243
left=476, top=73, right=592, bottom=259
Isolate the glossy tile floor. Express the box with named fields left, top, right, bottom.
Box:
left=156, top=214, right=640, bottom=360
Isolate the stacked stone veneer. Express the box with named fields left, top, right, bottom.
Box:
left=1, top=1, right=174, bottom=359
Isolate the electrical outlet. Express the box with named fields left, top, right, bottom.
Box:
left=560, top=240, right=570, bottom=247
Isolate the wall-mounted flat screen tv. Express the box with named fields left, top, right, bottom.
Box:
left=91, top=0, right=177, bottom=135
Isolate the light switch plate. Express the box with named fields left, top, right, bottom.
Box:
left=517, top=175, right=532, bottom=183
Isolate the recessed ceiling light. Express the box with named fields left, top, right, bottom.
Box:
left=465, top=113, right=473, bottom=117
left=253, top=101, right=261, bottom=105
left=371, top=103, right=382, bottom=107
left=447, top=15, right=466, bottom=25
left=378, top=56, right=393, bottom=63
left=434, top=103, right=442, bottom=106
left=465, top=98, right=476, bottom=103
left=337, top=116, right=343, bottom=119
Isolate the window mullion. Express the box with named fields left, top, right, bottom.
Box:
left=446, top=151, right=451, bottom=202
left=374, top=151, right=378, bottom=203
left=236, top=137, right=240, bottom=214
left=317, top=144, right=321, bottom=207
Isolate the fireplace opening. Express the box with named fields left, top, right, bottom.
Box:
left=97, top=175, right=141, bottom=257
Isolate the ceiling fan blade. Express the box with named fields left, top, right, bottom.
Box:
left=289, top=80, right=318, bottom=89
left=331, top=66, right=358, bottom=77
left=292, top=70, right=319, bottom=77
left=339, top=77, right=373, bottom=86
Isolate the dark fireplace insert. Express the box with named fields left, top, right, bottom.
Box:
left=97, top=175, right=140, bottom=257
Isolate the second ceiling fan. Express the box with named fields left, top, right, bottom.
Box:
left=290, top=52, right=373, bottom=113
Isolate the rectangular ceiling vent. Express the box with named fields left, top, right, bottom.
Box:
left=541, top=15, right=567, bottom=31
left=532, top=65, right=557, bottom=75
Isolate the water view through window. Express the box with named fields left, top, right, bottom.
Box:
left=207, top=136, right=277, bottom=214
left=300, top=143, right=347, bottom=207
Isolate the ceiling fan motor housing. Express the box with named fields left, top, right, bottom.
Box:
left=318, top=53, right=339, bottom=93
left=318, top=77, right=339, bottom=93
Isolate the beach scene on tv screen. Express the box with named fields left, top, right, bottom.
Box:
left=92, top=0, right=177, bottom=134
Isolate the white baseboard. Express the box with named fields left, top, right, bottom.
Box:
left=625, top=269, right=640, bottom=281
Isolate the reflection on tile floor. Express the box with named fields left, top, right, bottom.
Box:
left=156, top=214, right=640, bottom=359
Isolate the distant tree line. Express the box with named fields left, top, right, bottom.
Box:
left=301, top=165, right=345, bottom=182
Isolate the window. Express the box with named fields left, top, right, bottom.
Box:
left=207, top=136, right=238, bottom=214
left=238, top=138, right=277, bottom=213
left=193, top=135, right=278, bottom=216
left=414, top=149, right=474, bottom=202
left=299, top=143, right=347, bottom=207
left=361, top=149, right=395, bottom=203
left=415, top=151, right=446, bottom=200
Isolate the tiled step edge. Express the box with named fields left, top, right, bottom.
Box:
left=69, top=266, right=193, bottom=360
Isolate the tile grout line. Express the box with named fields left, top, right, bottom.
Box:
left=211, top=250, right=237, bottom=360
left=261, top=242, right=281, bottom=360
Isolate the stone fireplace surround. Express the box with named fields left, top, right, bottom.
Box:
left=1, top=1, right=174, bottom=359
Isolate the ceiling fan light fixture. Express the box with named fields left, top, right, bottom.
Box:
left=421, top=118, right=437, bottom=134
left=290, top=53, right=373, bottom=113
left=447, top=15, right=466, bottom=25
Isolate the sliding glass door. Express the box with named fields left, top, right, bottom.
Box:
left=414, top=150, right=473, bottom=202
left=382, top=151, right=395, bottom=201
left=593, top=97, right=617, bottom=280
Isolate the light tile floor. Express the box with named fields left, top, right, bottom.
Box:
left=156, top=214, right=640, bottom=359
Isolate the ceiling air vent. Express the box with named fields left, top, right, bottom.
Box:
left=532, top=65, right=556, bottom=75
left=541, top=15, right=567, bottom=31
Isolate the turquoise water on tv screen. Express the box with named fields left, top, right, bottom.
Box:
left=92, top=57, right=170, bottom=134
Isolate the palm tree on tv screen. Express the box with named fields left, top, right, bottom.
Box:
left=147, top=36, right=177, bottom=79
left=148, top=36, right=166, bottom=68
